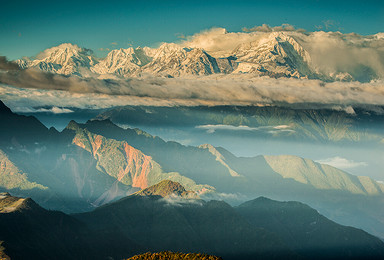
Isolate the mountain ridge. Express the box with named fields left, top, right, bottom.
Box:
left=15, top=31, right=380, bottom=82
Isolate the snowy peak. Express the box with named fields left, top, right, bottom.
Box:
left=91, top=47, right=152, bottom=76
left=232, top=32, right=313, bottom=78
left=17, top=43, right=98, bottom=76
left=143, top=45, right=235, bottom=77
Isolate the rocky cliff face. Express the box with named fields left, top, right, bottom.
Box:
left=69, top=122, right=159, bottom=189
left=67, top=121, right=211, bottom=193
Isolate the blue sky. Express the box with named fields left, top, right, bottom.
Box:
left=1, top=0, right=383, bottom=60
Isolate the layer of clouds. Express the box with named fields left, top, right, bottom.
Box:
left=196, top=124, right=294, bottom=134
left=0, top=56, right=20, bottom=71
left=299, top=31, right=384, bottom=81
left=1, top=68, right=384, bottom=111
left=316, top=157, right=368, bottom=170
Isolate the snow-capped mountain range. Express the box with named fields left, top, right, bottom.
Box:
left=16, top=31, right=382, bottom=82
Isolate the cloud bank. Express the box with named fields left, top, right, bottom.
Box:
left=1, top=67, right=384, bottom=111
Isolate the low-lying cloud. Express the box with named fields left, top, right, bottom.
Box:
left=12, top=106, right=74, bottom=114
left=316, top=157, right=368, bottom=170
left=1, top=68, right=384, bottom=112
left=0, top=56, right=20, bottom=71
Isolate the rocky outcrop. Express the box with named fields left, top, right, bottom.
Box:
left=135, top=180, right=198, bottom=199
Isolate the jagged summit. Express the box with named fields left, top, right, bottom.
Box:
left=135, top=180, right=197, bottom=198
left=91, top=47, right=152, bottom=76
left=13, top=32, right=358, bottom=80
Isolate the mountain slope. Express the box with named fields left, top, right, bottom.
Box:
left=236, top=197, right=384, bottom=259
left=0, top=192, right=142, bottom=259
left=0, top=100, right=50, bottom=146
left=264, top=155, right=384, bottom=195
left=0, top=150, right=47, bottom=191
left=75, top=185, right=295, bottom=260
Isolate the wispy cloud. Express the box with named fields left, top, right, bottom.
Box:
left=12, top=106, right=74, bottom=114
left=196, top=124, right=294, bottom=134
left=316, top=157, right=368, bottom=170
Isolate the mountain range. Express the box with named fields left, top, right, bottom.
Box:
left=15, top=31, right=380, bottom=82
left=2, top=181, right=384, bottom=260
left=1, top=99, right=384, bottom=239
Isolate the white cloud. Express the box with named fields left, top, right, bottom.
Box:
left=316, top=156, right=368, bottom=170
left=200, top=192, right=248, bottom=202
left=12, top=106, right=74, bottom=114
left=196, top=124, right=294, bottom=134
left=1, top=72, right=384, bottom=112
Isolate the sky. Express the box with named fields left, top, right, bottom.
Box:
left=1, top=0, right=383, bottom=60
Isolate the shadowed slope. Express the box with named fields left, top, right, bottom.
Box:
left=236, top=197, right=384, bottom=260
